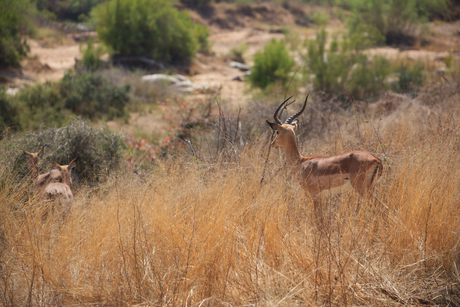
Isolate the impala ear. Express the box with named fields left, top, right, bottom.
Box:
left=51, top=161, right=62, bottom=170
left=68, top=157, right=79, bottom=169
left=290, top=119, right=299, bottom=130
left=37, top=146, right=45, bottom=157
left=266, top=120, right=278, bottom=130
left=23, top=150, right=33, bottom=157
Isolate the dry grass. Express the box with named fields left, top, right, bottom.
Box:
left=2, top=81, right=460, bottom=306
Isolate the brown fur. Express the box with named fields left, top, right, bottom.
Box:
left=23, top=146, right=63, bottom=195
left=267, top=97, right=383, bottom=215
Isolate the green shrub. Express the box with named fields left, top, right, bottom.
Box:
left=13, top=72, right=130, bottom=130
left=80, top=37, right=105, bottom=71
left=395, top=63, right=426, bottom=93
left=249, top=39, right=295, bottom=90
left=0, top=87, right=18, bottom=132
left=60, top=72, right=130, bottom=119
left=36, top=0, right=104, bottom=21
left=193, top=23, right=211, bottom=54
left=347, top=55, right=391, bottom=98
left=1, top=118, right=125, bottom=183
left=14, top=81, right=72, bottom=130
left=346, top=0, right=448, bottom=46
left=311, top=11, right=330, bottom=26
left=304, top=29, right=390, bottom=99
left=180, top=0, right=212, bottom=6
left=0, top=0, right=35, bottom=68
left=92, top=0, right=198, bottom=64
left=228, top=43, right=247, bottom=63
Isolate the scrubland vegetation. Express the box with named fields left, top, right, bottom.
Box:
left=2, top=79, right=460, bottom=305
left=1, top=0, right=460, bottom=305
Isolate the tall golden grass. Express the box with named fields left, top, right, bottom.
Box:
left=1, top=86, right=460, bottom=306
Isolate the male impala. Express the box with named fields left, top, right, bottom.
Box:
left=266, top=95, right=383, bottom=211
left=23, top=146, right=63, bottom=194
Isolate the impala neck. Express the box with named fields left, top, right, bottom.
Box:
left=61, top=172, right=71, bottom=186
left=284, top=134, right=303, bottom=173
left=30, top=163, right=39, bottom=182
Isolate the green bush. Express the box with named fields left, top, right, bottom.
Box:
left=12, top=72, right=130, bottom=130
left=311, top=11, right=330, bottom=26
left=194, top=23, right=211, bottom=54
left=180, top=0, right=212, bottom=6
left=304, top=29, right=390, bottom=99
left=346, top=0, right=448, bottom=46
left=395, top=63, right=426, bottom=93
left=0, top=87, right=18, bottom=132
left=228, top=43, right=247, bottom=63
left=92, top=0, right=198, bottom=64
left=347, top=55, right=391, bottom=98
left=36, top=0, right=104, bottom=20
left=60, top=72, right=130, bottom=119
left=249, top=39, right=295, bottom=90
left=1, top=118, right=125, bottom=183
left=0, top=0, right=35, bottom=68
left=80, top=37, right=105, bottom=71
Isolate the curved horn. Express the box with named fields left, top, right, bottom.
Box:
left=273, top=95, right=294, bottom=124
left=285, top=94, right=308, bottom=124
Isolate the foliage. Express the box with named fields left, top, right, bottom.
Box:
left=79, top=37, right=105, bottom=71
left=228, top=43, right=248, bottom=63
left=10, top=72, right=129, bottom=131
left=249, top=39, right=295, bottom=90
left=193, top=23, right=211, bottom=54
left=180, top=0, right=212, bottom=6
left=1, top=118, right=125, bottom=182
left=0, top=0, right=35, bottom=68
left=92, top=0, right=198, bottom=64
left=0, top=87, right=18, bottom=131
left=303, top=29, right=390, bottom=99
left=311, top=11, right=330, bottom=26
left=345, top=0, right=449, bottom=46
left=395, top=63, right=426, bottom=93
left=36, top=0, right=105, bottom=20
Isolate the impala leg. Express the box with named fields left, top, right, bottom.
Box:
left=311, top=193, right=324, bottom=229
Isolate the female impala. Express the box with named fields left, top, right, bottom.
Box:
left=266, top=95, right=383, bottom=211
left=23, top=146, right=63, bottom=195
left=43, top=158, right=78, bottom=219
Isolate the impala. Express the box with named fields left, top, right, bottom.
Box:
left=44, top=158, right=78, bottom=202
left=23, top=146, right=63, bottom=194
left=266, top=95, right=383, bottom=212
left=42, top=158, right=78, bottom=219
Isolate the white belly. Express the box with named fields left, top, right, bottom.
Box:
left=319, top=180, right=353, bottom=196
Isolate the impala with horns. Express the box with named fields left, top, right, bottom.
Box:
left=266, top=95, right=383, bottom=208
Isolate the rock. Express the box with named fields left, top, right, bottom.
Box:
left=6, top=87, right=18, bottom=96
left=141, top=74, right=219, bottom=94
left=230, top=61, right=250, bottom=72
left=231, top=75, right=244, bottom=82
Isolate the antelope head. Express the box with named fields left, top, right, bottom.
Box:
left=23, top=146, right=45, bottom=171
left=51, top=158, right=79, bottom=185
left=266, top=95, right=308, bottom=149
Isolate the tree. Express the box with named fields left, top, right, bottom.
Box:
left=92, top=0, right=198, bottom=64
left=0, top=0, right=35, bottom=68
